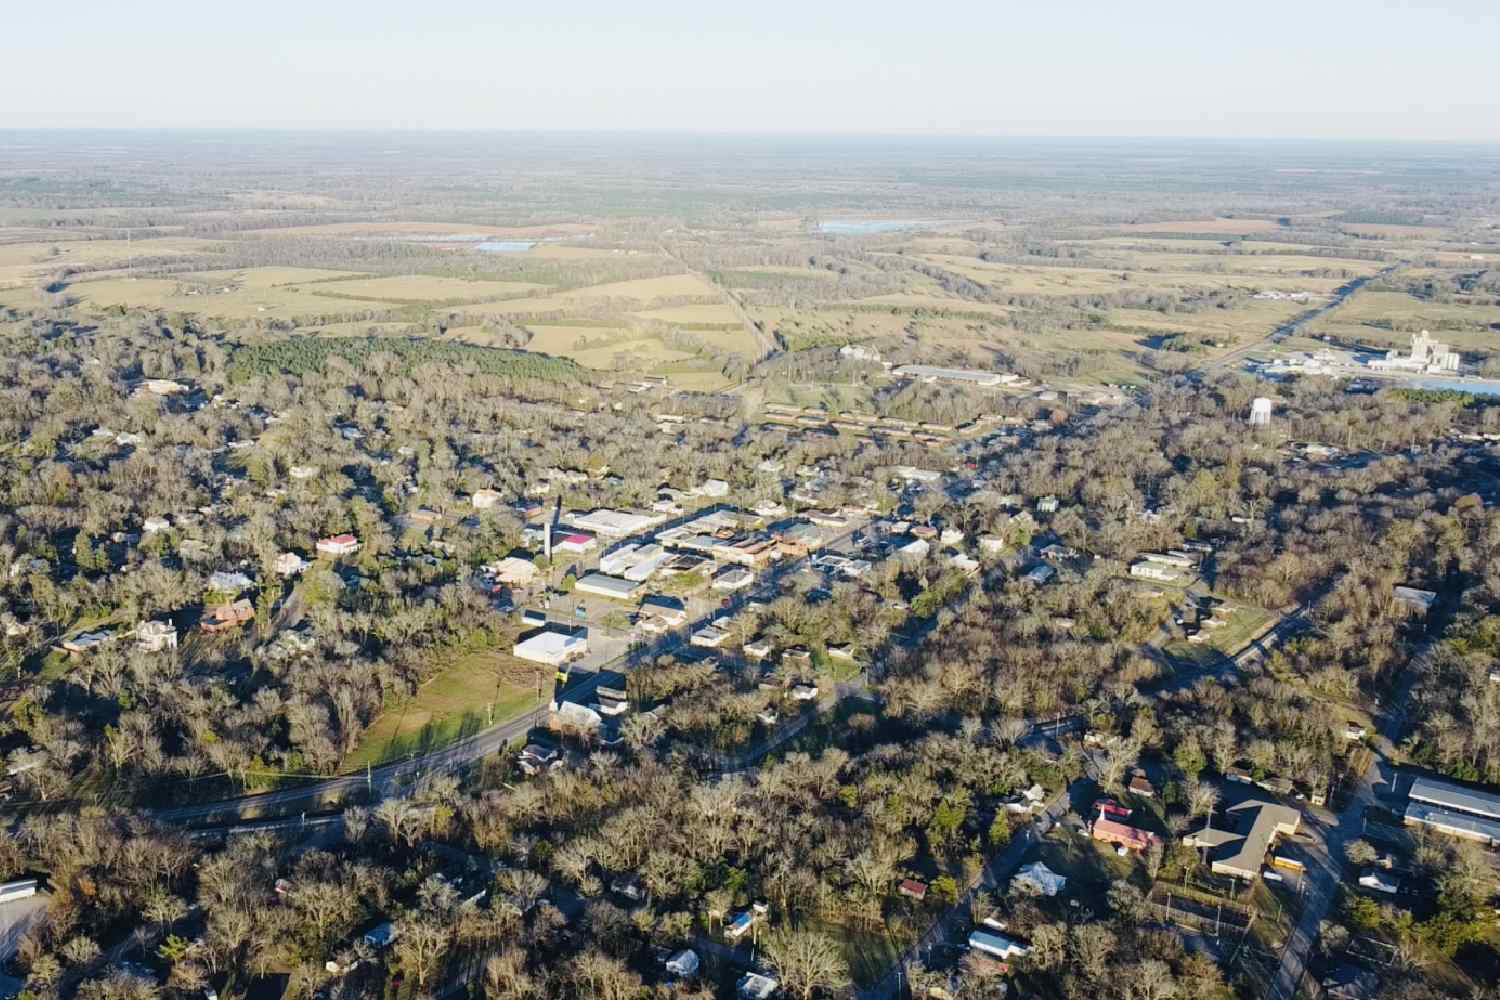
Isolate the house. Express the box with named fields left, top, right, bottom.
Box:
left=517, top=744, right=561, bottom=776
left=490, top=556, right=540, bottom=587
left=1183, top=799, right=1301, bottom=880
left=1036, top=495, right=1059, bottom=513
left=142, top=515, right=171, bottom=534
left=827, top=644, right=856, bottom=662
left=1393, top=585, right=1437, bottom=615
left=1129, top=561, right=1183, bottom=583
left=695, top=479, right=730, bottom=498
left=555, top=532, right=597, bottom=555
left=691, top=625, right=729, bottom=648
left=790, top=684, right=820, bottom=702
left=574, top=573, right=641, bottom=601
left=201, top=600, right=255, bottom=633
left=274, top=552, right=308, bottom=577
left=1090, top=804, right=1162, bottom=853
left=1342, top=723, right=1368, bottom=741
left=898, top=879, right=928, bottom=901
left=737, top=973, right=780, bottom=999
left=472, top=488, right=503, bottom=510
left=362, top=922, right=398, bottom=950
left=665, top=949, right=700, bottom=978
left=726, top=910, right=758, bottom=940
left=968, top=930, right=1029, bottom=961
left=1128, top=770, right=1156, bottom=798
left=1359, top=870, right=1399, bottom=895
left=512, top=629, right=587, bottom=666
left=137, top=620, right=178, bottom=652
left=288, top=464, right=320, bottom=481
left=207, top=570, right=254, bottom=594
left=61, top=630, right=114, bottom=656
left=744, top=637, right=773, bottom=659
left=1012, top=862, right=1067, bottom=897
left=639, top=595, right=688, bottom=626
left=316, top=534, right=359, bottom=557
left=897, top=538, right=931, bottom=561
left=1023, top=564, right=1055, bottom=585
left=713, top=566, right=755, bottom=592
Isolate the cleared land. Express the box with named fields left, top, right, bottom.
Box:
left=299, top=274, right=546, bottom=303
left=347, top=650, right=545, bottom=768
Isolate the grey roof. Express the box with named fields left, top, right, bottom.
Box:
left=1405, top=801, right=1500, bottom=844
left=575, top=573, right=640, bottom=598
left=1408, top=776, right=1500, bottom=821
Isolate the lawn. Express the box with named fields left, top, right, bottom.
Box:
left=300, top=274, right=546, bottom=303
left=1164, top=603, right=1275, bottom=665
left=346, top=650, right=546, bottom=768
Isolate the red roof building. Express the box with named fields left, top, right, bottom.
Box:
left=1091, top=812, right=1162, bottom=853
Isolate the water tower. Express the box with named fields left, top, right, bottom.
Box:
left=1249, top=397, right=1273, bottom=427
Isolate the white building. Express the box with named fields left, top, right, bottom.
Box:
left=1370, top=330, right=1460, bottom=374
left=512, top=630, right=587, bottom=666
left=489, top=556, right=539, bottom=587
left=274, top=552, right=308, bottom=577
left=137, top=620, right=179, bottom=652
left=1249, top=397, right=1273, bottom=427
left=472, top=488, right=503, bottom=510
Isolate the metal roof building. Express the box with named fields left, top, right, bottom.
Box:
left=1408, top=776, right=1500, bottom=821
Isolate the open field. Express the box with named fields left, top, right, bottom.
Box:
left=1308, top=287, right=1500, bottom=352
left=179, top=266, right=366, bottom=288
left=0, top=237, right=223, bottom=288
left=306, top=320, right=422, bottom=337
left=568, top=337, right=695, bottom=370
left=1164, top=603, right=1276, bottom=666
left=234, top=220, right=595, bottom=238
left=636, top=302, right=741, bottom=326
left=346, top=650, right=545, bottom=768
left=1112, top=217, right=1289, bottom=235
left=566, top=273, right=718, bottom=301
left=299, top=274, right=546, bottom=302
left=51, top=277, right=372, bottom=321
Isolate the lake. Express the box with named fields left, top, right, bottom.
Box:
left=1411, top=377, right=1500, bottom=398
left=817, top=219, right=945, bottom=236
left=476, top=241, right=537, bottom=254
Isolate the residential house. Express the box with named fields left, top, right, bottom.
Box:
left=142, top=516, right=171, bottom=534
left=201, top=599, right=255, bottom=634
left=208, top=570, right=254, bottom=594
left=274, top=552, right=308, bottom=577
left=137, top=620, right=178, bottom=652
left=472, top=488, right=503, bottom=510
left=316, top=534, right=360, bottom=557
left=61, top=631, right=114, bottom=656
left=1090, top=803, right=1162, bottom=853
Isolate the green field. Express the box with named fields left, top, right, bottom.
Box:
left=346, top=650, right=546, bottom=767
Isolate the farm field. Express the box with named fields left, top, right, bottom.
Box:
left=234, top=220, right=594, bottom=238
left=298, top=274, right=546, bottom=302
left=1111, top=217, right=1289, bottom=235
left=636, top=302, right=741, bottom=326
left=50, top=276, right=370, bottom=321
left=0, top=237, right=223, bottom=287
left=346, top=649, right=545, bottom=768
left=566, top=273, right=719, bottom=301
left=179, top=266, right=365, bottom=288
left=1308, top=288, right=1500, bottom=352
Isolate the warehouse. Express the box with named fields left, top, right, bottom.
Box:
left=574, top=573, right=642, bottom=600
left=512, top=629, right=587, bottom=666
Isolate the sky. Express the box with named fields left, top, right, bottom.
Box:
left=5, top=0, right=1498, bottom=140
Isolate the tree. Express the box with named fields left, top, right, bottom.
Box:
left=393, top=915, right=451, bottom=988
left=763, top=926, right=852, bottom=1000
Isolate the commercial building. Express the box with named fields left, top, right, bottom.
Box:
left=1183, top=799, right=1301, bottom=880
left=574, top=573, right=641, bottom=601
left=893, top=365, right=1023, bottom=388
left=568, top=509, right=663, bottom=538
left=1408, top=775, right=1500, bottom=820
left=1369, top=330, right=1461, bottom=374
left=512, top=629, right=587, bottom=666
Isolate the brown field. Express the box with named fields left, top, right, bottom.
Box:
left=297, top=274, right=546, bottom=303
left=568, top=337, right=695, bottom=370
left=1340, top=223, right=1448, bottom=239
left=0, top=238, right=223, bottom=288
left=636, top=302, right=741, bottom=325
left=234, top=220, right=595, bottom=238
left=1309, top=288, right=1500, bottom=351
left=566, top=273, right=718, bottom=301
left=180, top=266, right=366, bottom=288
left=57, top=277, right=367, bottom=321
left=1113, top=218, right=1287, bottom=235
left=528, top=245, right=657, bottom=260
left=857, top=293, right=1014, bottom=317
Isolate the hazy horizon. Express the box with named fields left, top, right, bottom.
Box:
left=6, top=0, right=1499, bottom=141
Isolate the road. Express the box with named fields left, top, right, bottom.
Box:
left=1267, top=627, right=1438, bottom=1000
left=147, top=523, right=863, bottom=827
left=1203, top=263, right=1404, bottom=374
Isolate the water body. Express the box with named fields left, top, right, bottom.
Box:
left=1409, top=377, right=1500, bottom=398
left=818, top=219, right=945, bottom=235
left=475, top=241, right=537, bottom=254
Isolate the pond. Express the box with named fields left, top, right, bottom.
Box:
left=475, top=241, right=537, bottom=254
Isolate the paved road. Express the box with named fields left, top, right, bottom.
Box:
left=146, top=524, right=862, bottom=827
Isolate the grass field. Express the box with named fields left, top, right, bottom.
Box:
left=180, top=266, right=365, bottom=288
left=234, top=220, right=595, bottom=238
left=636, top=302, right=741, bottom=325
left=567, top=273, right=719, bottom=301
left=0, top=237, right=223, bottom=289
left=300, top=274, right=546, bottom=303
left=59, top=276, right=366, bottom=321
left=1164, top=603, right=1276, bottom=666
left=346, top=650, right=545, bottom=768
left=1309, top=288, right=1500, bottom=352
left=1114, top=218, right=1288, bottom=235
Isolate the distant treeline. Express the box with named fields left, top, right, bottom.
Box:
left=227, top=335, right=584, bottom=383
left=1393, top=388, right=1499, bottom=406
